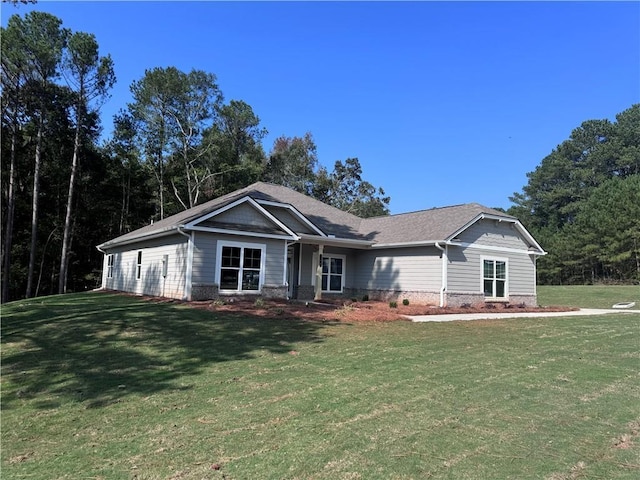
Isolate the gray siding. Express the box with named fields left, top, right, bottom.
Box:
left=298, top=245, right=358, bottom=288
left=459, top=219, right=531, bottom=250
left=352, top=247, right=442, bottom=291
left=192, top=232, right=287, bottom=288
left=447, top=246, right=536, bottom=296
left=103, top=234, right=187, bottom=299
left=196, top=202, right=276, bottom=230
left=263, top=205, right=318, bottom=234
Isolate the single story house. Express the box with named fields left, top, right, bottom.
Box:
left=97, top=182, right=546, bottom=307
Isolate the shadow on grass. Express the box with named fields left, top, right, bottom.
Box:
left=1, top=292, right=328, bottom=410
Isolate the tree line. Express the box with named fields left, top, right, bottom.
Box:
left=507, top=104, right=639, bottom=285
left=0, top=11, right=390, bottom=302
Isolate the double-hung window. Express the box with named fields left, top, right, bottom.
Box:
left=107, top=254, right=114, bottom=278
left=217, top=242, right=265, bottom=292
left=483, top=257, right=507, bottom=299
left=322, top=255, right=345, bottom=293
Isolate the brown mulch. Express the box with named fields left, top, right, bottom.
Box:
left=135, top=294, right=576, bottom=323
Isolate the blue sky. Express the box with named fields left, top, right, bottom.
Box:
left=3, top=1, right=639, bottom=214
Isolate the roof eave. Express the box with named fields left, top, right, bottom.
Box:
left=371, top=240, right=443, bottom=249
left=297, top=234, right=374, bottom=249
left=96, top=226, right=179, bottom=251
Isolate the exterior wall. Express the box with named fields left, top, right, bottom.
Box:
left=458, top=219, right=531, bottom=250
left=294, top=244, right=444, bottom=304
left=263, top=205, right=318, bottom=234
left=191, top=231, right=287, bottom=300
left=447, top=245, right=537, bottom=306
left=352, top=246, right=442, bottom=291
left=295, top=245, right=359, bottom=300
left=103, top=234, right=188, bottom=299
left=444, top=219, right=538, bottom=306
left=199, top=201, right=274, bottom=229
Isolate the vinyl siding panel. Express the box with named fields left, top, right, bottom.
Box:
left=263, top=205, right=318, bottom=234
left=192, top=232, right=216, bottom=284
left=191, top=232, right=286, bottom=288
left=205, top=202, right=271, bottom=228
left=352, top=247, right=442, bottom=291
left=103, top=235, right=187, bottom=299
left=447, top=246, right=536, bottom=296
left=459, top=219, right=530, bottom=250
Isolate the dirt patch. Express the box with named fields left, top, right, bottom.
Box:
left=135, top=294, right=576, bottom=323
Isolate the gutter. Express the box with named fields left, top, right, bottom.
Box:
left=435, top=241, right=447, bottom=307
left=97, top=226, right=179, bottom=251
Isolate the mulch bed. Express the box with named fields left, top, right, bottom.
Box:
left=135, top=294, right=576, bottom=323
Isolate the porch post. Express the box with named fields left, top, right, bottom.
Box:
left=314, top=244, right=324, bottom=301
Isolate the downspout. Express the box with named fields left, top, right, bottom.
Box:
left=177, top=226, right=193, bottom=301
left=435, top=242, right=447, bottom=307
left=96, top=244, right=107, bottom=290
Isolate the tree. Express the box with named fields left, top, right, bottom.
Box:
left=263, top=132, right=318, bottom=195
left=128, top=67, right=224, bottom=218
left=509, top=104, right=640, bottom=284
left=312, top=158, right=390, bottom=218
left=166, top=69, right=222, bottom=210
left=104, top=111, right=154, bottom=235
left=58, top=31, right=115, bottom=293
left=129, top=67, right=180, bottom=220
left=201, top=99, right=267, bottom=197
left=0, top=16, right=28, bottom=302
left=3, top=12, right=67, bottom=298
left=573, top=175, right=640, bottom=282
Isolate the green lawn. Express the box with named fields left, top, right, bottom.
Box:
left=2, top=291, right=639, bottom=479
left=538, top=284, right=640, bottom=309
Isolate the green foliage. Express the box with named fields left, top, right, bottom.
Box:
left=402, top=298, right=410, bottom=306
left=389, top=300, right=398, bottom=308
left=263, top=132, right=318, bottom=195
left=311, top=158, right=390, bottom=217
left=263, top=137, right=390, bottom=218
left=510, top=104, right=640, bottom=284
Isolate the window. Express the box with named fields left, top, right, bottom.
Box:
left=217, top=242, right=265, bottom=292
left=322, top=255, right=344, bottom=292
left=483, top=258, right=507, bottom=298
left=107, top=254, right=114, bottom=278
left=136, top=251, right=142, bottom=280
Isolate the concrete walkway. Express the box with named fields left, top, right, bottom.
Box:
left=409, top=308, right=640, bottom=323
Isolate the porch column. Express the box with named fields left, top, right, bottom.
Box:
left=314, top=244, right=324, bottom=301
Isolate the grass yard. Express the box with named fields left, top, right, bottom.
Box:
left=2, top=290, right=639, bottom=479
left=537, top=284, right=639, bottom=310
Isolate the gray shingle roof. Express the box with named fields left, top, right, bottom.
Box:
left=360, top=203, right=515, bottom=244
left=98, top=182, right=517, bottom=249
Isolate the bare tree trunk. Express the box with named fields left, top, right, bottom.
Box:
left=58, top=117, right=81, bottom=294
left=35, top=227, right=57, bottom=297
left=2, top=125, right=17, bottom=303
left=26, top=116, right=43, bottom=298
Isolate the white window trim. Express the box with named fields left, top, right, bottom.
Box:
left=480, top=255, right=509, bottom=300
left=136, top=251, right=143, bottom=280
left=215, top=240, right=266, bottom=294
left=107, top=254, right=114, bottom=279
left=321, top=254, right=346, bottom=293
